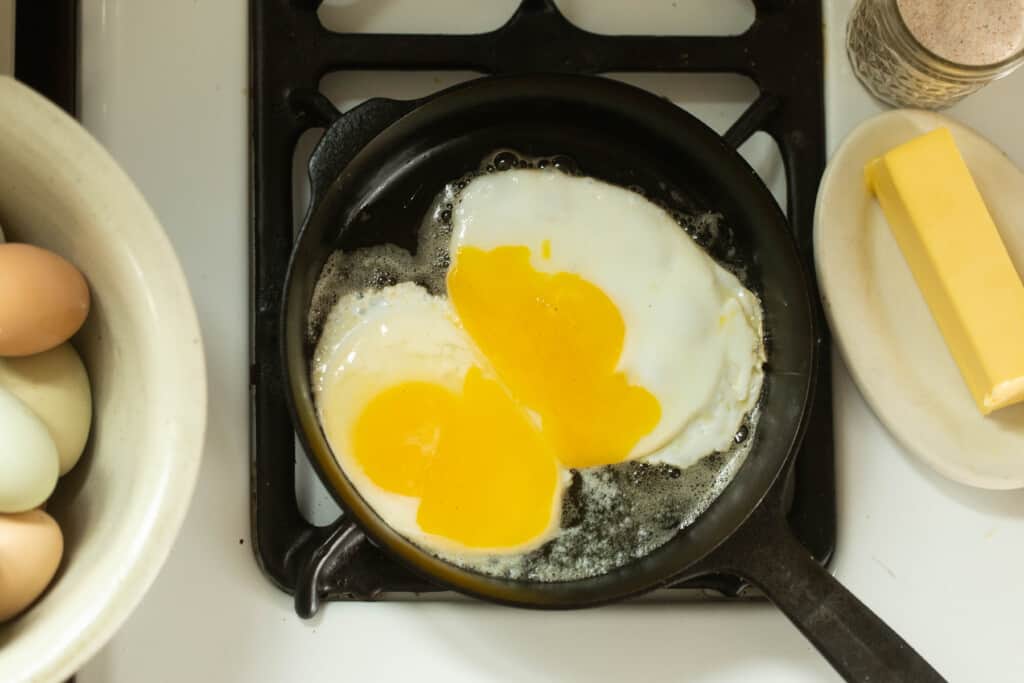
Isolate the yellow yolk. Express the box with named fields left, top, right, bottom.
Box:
left=347, top=367, right=560, bottom=550
left=447, top=245, right=661, bottom=469
left=349, top=382, right=455, bottom=497
left=418, top=368, right=560, bottom=548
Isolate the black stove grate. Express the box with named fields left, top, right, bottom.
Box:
left=13, top=0, right=78, bottom=116
left=250, top=0, right=834, bottom=618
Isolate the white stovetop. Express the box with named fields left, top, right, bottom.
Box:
left=73, top=1, right=1024, bottom=681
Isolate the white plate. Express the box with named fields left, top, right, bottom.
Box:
left=815, top=109, right=1024, bottom=489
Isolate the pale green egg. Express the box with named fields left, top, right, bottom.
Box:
left=0, top=386, right=59, bottom=513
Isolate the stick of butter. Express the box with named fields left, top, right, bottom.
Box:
left=865, top=127, right=1024, bottom=415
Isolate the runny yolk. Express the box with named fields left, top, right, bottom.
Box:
left=447, top=245, right=661, bottom=469
left=418, top=367, right=560, bottom=548
left=347, top=367, right=560, bottom=549
left=348, top=381, right=455, bottom=497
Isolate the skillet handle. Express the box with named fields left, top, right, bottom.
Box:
left=710, top=504, right=946, bottom=682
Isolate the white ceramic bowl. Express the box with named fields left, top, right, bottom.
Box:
left=0, top=77, right=206, bottom=682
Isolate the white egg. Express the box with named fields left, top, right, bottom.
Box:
left=0, top=386, right=59, bottom=513
left=0, top=342, right=93, bottom=475
left=451, top=170, right=764, bottom=467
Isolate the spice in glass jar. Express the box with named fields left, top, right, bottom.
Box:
left=847, top=0, right=1024, bottom=109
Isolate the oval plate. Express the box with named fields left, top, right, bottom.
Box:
left=815, top=109, right=1024, bottom=489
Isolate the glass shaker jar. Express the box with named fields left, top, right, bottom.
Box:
left=847, top=0, right=1024, bottom=109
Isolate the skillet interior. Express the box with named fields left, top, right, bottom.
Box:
left=282, top=74, right=816, bottom=607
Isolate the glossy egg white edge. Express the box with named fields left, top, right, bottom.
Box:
left=0, top=76, right=206, bottom=682
left=814, top=109, right=1024, bottom=489
left=312, top=282, right=567, bottom=557
left=451, top=170, right=765, bottom=467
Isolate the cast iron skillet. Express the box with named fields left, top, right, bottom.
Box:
left=282, top=75, right=942, bottom=682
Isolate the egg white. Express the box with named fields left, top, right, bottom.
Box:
left=450, top=170, right=765, bottom=468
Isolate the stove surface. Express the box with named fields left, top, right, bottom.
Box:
left=69, top=1, right=1024, bottom=681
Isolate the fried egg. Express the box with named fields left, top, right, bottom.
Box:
left=312, top=167, right=765, bottom=561
left=312, top=283, right=565, bottom=555
left=448, top=170, right=764, bottom=470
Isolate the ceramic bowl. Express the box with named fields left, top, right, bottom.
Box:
left=0, top=76, right=206, bottom=683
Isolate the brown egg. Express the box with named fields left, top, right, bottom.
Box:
left=0, top=508, right=64, bottom=622
left=0, top=243, right=90, bottom=357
